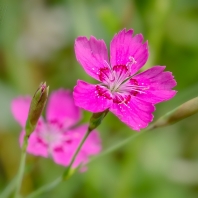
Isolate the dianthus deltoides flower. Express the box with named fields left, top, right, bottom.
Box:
left=74, top=29, right=177, bottom=131
left=11, top=89, right=101, bottom=168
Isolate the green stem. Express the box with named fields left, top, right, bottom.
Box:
left=26, top=177, right=62, bottom=198
left=0, top=177, right=17, bottom=198
left=14, top=135, right=29, bottom=198
left=89, top=132, right=142, bottom=164
left=89, top=123, right=154, bottom=164
left=62, top=128, right=91, bottom=179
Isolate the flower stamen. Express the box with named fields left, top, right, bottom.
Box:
left=126, top=56, right=137, bottom=67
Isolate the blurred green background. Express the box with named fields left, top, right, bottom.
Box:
left=1, top=0, right=198, bottom=197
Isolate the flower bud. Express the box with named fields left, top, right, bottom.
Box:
left=25, top=82, right=49, bottom=136
left=88, top=110, right=109, bottom=132
left=151, top=96, right=198, bottom=129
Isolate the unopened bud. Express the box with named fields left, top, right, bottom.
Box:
left=25, top=82, right=49, bottom=136
left=151, top=96, right=198, bottom=129
left=88, top=110, right=109, bottom=132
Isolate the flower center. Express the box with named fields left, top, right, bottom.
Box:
left=37, top=122, right=73, bottom=154
left=96, top=58, right=149, bottom=105
left=41, top=124, right=63, bottom=146
left=98, top=65, right=130, bottom=92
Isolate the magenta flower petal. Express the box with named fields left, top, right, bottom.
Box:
left=110, top=98, right=155, bottom=131
left=11, top=96, right=31, bottom=127
left=52, top=125, right=101, bottom=168
left=26, top=134, right=48, bottom=157
left=75, top=36, right=109, bottom=81
left=19, top=121, right=48, bottom=157
left=110, top=29, right=149, bottom=75
left=52, top=146, right=71, bottom=167
left=133, top=66, right=177, bottom=104
left=73, top=80, right=112, bottom=113
left=46, top=89, right=81, bottom=129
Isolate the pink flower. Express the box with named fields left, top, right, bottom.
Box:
left=73, top=29, right=177, bottom=131
left=11, top=89, right=101, bottom=169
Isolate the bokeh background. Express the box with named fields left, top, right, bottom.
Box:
left=1, top=0, right=198, bottom=197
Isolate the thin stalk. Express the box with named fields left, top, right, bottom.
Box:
left=89, top=123, right=154, bottom=164
left=62, top=129, right=91, bottom=179
left=89, top=132, right=142, bottom=164
left=0, top=177, right=17, bottom=198
left=26, top=177, right=62, bottom=198
left=14, top=135, right=29, bottom=198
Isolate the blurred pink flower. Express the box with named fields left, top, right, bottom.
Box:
left=73, top=29, right=177, bottom=131
left=11, top=89, right=101, bottom=169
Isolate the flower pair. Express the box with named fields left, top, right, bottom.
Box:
left=12, top=28, right=177, bottom=169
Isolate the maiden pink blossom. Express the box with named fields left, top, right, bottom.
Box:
left=11, top=89, right=101, bottom=168
left=73, top=29, right=177, bottom=131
